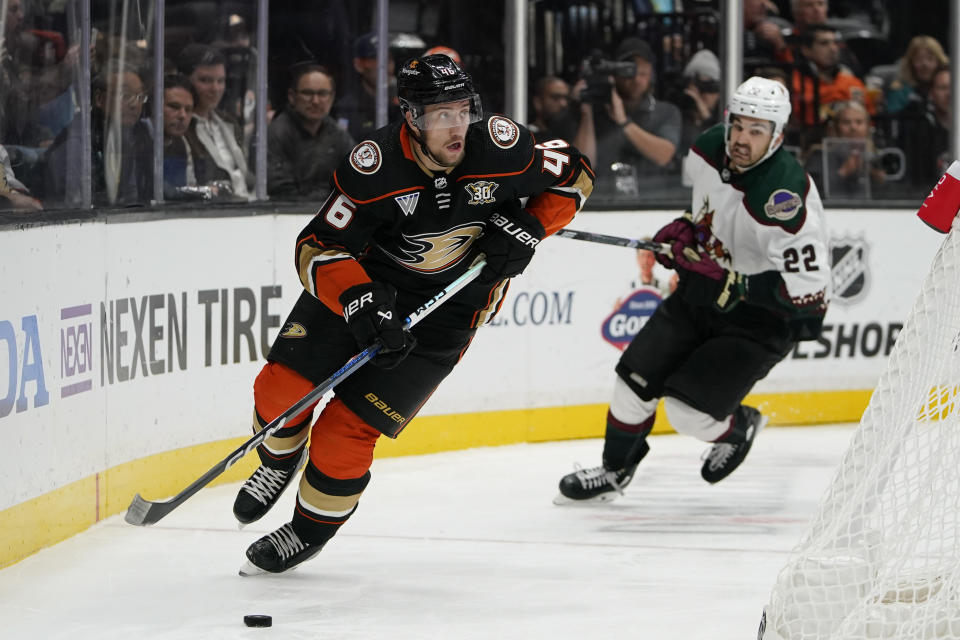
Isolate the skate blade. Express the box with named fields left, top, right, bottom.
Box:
left=552, top=491, right=621, bottom=505
left=239, top=560, right=268, bottom=577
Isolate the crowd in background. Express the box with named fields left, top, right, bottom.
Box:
left=529, top=0, right=952, bottom=203
left=0, top=0, right=951, bottom=213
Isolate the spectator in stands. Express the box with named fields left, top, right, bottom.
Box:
left=162, top=74, right=232, bottom=201
left=178, top=44, right=251, bottom=200
left=900, top=65, right=951, bottom=188
left=529, top=75, right=581, bottom=144
left=744, top=0, right=791, bottom=65
left=267, top=64, right=354, bottom=200
left=791, top=0, right=828, bottom=36
left=673, top=49, right=721, bottom=156
left=0, top=145, right=42, bottom=210
left=334, top=32, right=401, bottom=142
left=792, top=24, right=873, bottom=131
left=804, top=100, right=886, bottom=198
left=580, top=37, right=681, bottom=195
left=884, top=36, right=949, bottom=114
left=43, top=62, right=152, bottom=207
left=756, top=65, right=790, bottom=87
left=1, top=0, right=79, bottom=148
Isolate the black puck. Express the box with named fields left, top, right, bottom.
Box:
left=244, top=614, right=273, bottom=627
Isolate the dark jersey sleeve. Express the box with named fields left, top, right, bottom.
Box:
left=294, top=187, right=380, bottom=315
left=293, top=133, right=408, bottom=315
left=505, top=119, right=595, bottom=236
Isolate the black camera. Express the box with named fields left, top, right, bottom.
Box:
left=579, top=52, right=637, bottom=104
left=694, top=77, right=720, bottom=94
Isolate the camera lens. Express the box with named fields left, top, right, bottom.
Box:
left=696, top=79, right=720, bottom=93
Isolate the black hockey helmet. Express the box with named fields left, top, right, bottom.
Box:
left=397, top=54, right=482, bottom=130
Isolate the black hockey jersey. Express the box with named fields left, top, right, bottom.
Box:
left=295, top=115, right=595, bottom=329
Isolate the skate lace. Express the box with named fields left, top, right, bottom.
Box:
left=573, top=463, right=624, bottom=494
left=241, top=466, right=291, bottom=505
left=703, top=443, right=737, bottom=472
left=266, top=523, right=307, bottom=560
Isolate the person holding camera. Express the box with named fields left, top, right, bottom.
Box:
left=577, top=37, right=682, bottom=196
left=672, top=49, right=722, bottom=157
left=803, top=100, right=890, bottom=199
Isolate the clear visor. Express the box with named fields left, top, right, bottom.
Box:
left=410, top=95, right=483, bottom=130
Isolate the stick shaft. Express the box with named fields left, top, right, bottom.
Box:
left=555, top=228, right=671, bottom=254
left=125, top=260, right=486, bottom=526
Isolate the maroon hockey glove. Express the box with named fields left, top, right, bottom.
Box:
left=339, top=282, right=417, bottom=369
left=651, top=212, right=696, bottom=269
left=673, top=246, right=746, bottom=312
left=477, top=201, right=546, bottom=283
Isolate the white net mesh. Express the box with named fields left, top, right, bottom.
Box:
left=762, top=224, right=960, bottom=640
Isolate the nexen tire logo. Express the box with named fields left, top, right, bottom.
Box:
left=601, top=287, right=664, bottom=350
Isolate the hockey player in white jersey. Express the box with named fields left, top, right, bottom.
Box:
left=557, top=76, right=830, bottom=502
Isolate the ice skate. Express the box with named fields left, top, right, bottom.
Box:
left=233, top=448, right=308, bottom=526
left=701, top=405, right=767, bottom=484
left=554, top=439, right=649, bottom=504
left=239, top=522, right=324, bottom=576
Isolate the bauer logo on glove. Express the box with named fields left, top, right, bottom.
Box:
left=478, top=202, right=546, bottom=282
left=487, top=212, right=541, bottom=248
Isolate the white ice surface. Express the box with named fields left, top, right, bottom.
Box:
left=0, top=425, right=857, bottom=640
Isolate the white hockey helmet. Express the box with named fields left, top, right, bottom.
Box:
left=724, top=76, right=792, bottom=169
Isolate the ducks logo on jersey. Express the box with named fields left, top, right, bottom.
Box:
left=378, top=223, right=484, bottom=273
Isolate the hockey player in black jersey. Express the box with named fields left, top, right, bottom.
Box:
left=555, top=77, right=830, bottom=503
left=234, top=54, right=595, bottom=575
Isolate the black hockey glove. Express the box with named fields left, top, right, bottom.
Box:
left=339, top=282, right=417, bottom=369
left=673, top=245, right=746, bottom=312
left=651, top=211, right=696, bottom=269
left=477, top=200, right=546, bottom=283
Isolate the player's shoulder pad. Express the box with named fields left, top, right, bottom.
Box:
left=333, top=121, right=411, bottom=203
left=688, top=123, right=726, bottom=169
left=469, top=114, right=536, bottom=169
left=741, top=148, right=811, bottom=233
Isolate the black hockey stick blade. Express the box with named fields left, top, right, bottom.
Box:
left=555, top=228, right=672, bottom=254
left=124, top=260, right=486, bottom=527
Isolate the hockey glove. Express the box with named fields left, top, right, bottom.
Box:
left=339, top=282, right=417, bottom=369
left=651, top=211, right=696, bottom=269
left=477, top=201, right=546, bottom=283
left=673, top=246, right=746, bottom=312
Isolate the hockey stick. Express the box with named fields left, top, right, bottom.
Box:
left=555, top=228, right=672, bottom=254
left=124, top=260, right=487, bottom=526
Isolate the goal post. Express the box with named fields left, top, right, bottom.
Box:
left=760, top=221, right=960, bottom=640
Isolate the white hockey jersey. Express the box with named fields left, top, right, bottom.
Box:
left=682, top=124, right=830, bottom=337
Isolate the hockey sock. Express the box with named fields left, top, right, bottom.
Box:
left=292, top=463, right=369, bottom=545
left=252, top=410, right=310, bottom=469
left=292, top=398, right=381, bottom=545
left=602, top=411, right=655, bottom=470
left=252, top=362, right=320, bottom=467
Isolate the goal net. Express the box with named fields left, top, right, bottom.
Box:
left=760, top=223, right=960, bottom=640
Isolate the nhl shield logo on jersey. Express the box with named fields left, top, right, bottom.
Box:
left=350, top=141, right=382, bottom=174
left=488, top=116, right=519, bottom=149
left=434, top=176, right=447, bottom=189
left=829, top=236, right=869, bottom=306
left=464, top=180, right=499, bottom=205
left=279, top=322, right=307, bottom=338
left=764, top=189, right=803, bottom=221
left=394, top=192, right=420, bottom=217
